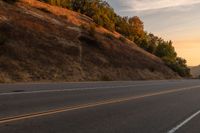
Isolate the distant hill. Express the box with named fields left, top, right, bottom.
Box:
left=190, top=65, right=200, bottom=78
left=0, top=0, right=179, bottom=82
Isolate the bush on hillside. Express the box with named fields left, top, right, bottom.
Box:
left=37, top=7, right=51, bottom=13
left=119, top=36, right=126, bottom=43
left=79, top=35, right=101, bottom=48
left=101, top=75, right=112, bottom=81
left=88, top=24, right=96, bottom=37
left=3, top=0, right=18, bottom=4
left=79, top=24, right=87, bottom=30
left=104, top=33, right=115, bottom=40
left=162, top=57, right=190, bottom=77
left=59, top=15, right=68, bottom=20
left=0, top=33, right=7, bottom=45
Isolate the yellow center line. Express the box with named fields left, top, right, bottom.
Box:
left=0, top=85, right=200, bottom=124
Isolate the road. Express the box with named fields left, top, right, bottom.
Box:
left=0, top=80, right=200, bottom=133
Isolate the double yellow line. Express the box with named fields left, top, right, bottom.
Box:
left=0, top=85, right=200, bottom=124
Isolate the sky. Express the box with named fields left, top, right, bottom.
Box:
left=106, top=0, right=200, bottom=66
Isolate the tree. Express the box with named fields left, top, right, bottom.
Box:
left=3, top=0, right=18, bottom=3
left=129, top=16, right=144, bottom=38
left=155, top=40, right=177, bottom=59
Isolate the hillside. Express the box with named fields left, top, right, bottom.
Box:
left=0, top=0, right=179, bottom=82
left=190, top=65, right=200, bottom=78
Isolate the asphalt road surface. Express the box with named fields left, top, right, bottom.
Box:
left=0, top=80, right=200, bottom=133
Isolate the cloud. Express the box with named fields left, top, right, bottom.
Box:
left=120, top=0, right=200, bottom=12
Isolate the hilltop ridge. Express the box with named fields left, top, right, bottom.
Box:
left=190, top=65, right=200, bottom=78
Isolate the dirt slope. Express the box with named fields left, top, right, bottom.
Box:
left=0, top=0, right=179, bottom=82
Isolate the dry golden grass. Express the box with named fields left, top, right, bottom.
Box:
left=0, top=0, right=179, bottom=82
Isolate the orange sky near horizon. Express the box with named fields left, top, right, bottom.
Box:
left=174, top=41, right=200, bottom=66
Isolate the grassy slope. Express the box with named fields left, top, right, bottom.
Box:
left=0, top=0, right=179, bottom=82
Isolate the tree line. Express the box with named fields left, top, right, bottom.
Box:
left=41, top=0, right=190, bottom=77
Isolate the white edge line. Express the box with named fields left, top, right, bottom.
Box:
left=168, top=110, right=200, bottom=133
left=0, top=79, right=176, bottom=85
left=0, top=83, right=161, bottom=96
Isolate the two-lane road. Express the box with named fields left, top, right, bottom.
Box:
left=0, top=80, right=200, bottom=133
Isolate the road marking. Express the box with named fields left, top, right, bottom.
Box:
left=0, top=82, right=169, bottom=96
left=0, top=79, right=174, bottom=85
left=0, top=85, right=200, bottom=124
left=168, top=110, right=200, bottom=133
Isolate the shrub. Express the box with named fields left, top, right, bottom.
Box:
left=37, top=7, right=51, bottom=13
left=119, top=36, right=126, bottom=42
left=149, top=67, right=155, bottom=72
left=104, top=33, right=114, bottom=40
left=79, top=24, right=87, bottom=30
left=0, top=33, right=7, bottom=45
left=3, top=0, right=18, bottom=4
left=162, top=57, right=190, bottom=77
left=101, top=75, right=112, bottom=81
left=88, top=24, right=96, bottom=37
left=79, top=35, right=101, bottom=48
left=59, top=15, right=68, bottom=20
